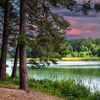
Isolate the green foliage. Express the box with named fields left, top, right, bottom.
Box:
left=6, top=64, right=9, bottom=67
left=97, top=47, right=100, bottom=57
left=79, top=52, right=87, bottom=57
left=92, top=47, right=98, bottom=56
left=94, top=3, right=100, bottom=12
left=52, top=14, right=71, bottom=30
left=26, top=34, right=36, bottom=46
left=61, top=79, right=90, bottom=98
left=29, top=33, right=69, bottom=69
left=9, top=46, right=32, bottom=58
left=91, top=92, right=100, bottom=100
left=95, top=38, right=100, bottom=45
left=26, top=46, right=32, bottom=58
left=88, top=50, right=92, bottom=56
left=71, top=51, right=78, bottom=57
left=9, top=37, right=17, bottom=47
left=17, top=33, right=27, bottom=44
left=29, top=36, right=61, bottom=69
left=67, top=45, right=73, bottom=52
left=68, top=38, right=100, bottom=57
left=23, top=0, right=72, bottom=69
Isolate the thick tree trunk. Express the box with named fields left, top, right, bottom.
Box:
left=12, top=44, right=19, bottom=78
left=19, top=0, right=29, bottom=90
left=0, top=0, right=10, bottom=81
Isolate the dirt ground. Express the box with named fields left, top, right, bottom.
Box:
left=0, top=87, right=64, bottom=100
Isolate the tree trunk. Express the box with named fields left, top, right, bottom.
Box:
left=12, top=44, right=19, bottom=78
left=0, top=0, right=10, bottom=81
left=19, top=0, right=29, bottom=91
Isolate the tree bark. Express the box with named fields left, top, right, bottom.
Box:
left=12, top=44, right=19, bottom=78
left=19, top=0, right=29, bottom=91
left=0, top=0, right=10, bottom=81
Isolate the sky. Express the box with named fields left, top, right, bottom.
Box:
left=52, top=0, right=100, bottom=39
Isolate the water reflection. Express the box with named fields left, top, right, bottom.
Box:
left=6, top=61, right=100, bottom=92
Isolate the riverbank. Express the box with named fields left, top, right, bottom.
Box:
left=61, top=57, right=100, bottom=61
left=7, top=57, right=100, bottom=61
left=0, top=75, right=100, bottom=100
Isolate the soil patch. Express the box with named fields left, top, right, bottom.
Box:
left=0, top=87, right=64, bottom=100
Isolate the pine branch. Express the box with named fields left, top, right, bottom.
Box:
left=10, top=17, right=21, bottom=24
left=37, top=0, right=59, bottom=27
left=27, top=8, right=54, bottom=42
left=26, top=17, right=45, bottom=37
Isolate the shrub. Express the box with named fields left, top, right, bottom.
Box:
left=79, top=52, right=87, bottom=57
left=71, top=52, right=78, bottom=57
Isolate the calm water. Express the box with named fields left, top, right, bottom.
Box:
left=6, top=61, right=100, bottom=92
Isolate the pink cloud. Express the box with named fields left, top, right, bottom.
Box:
left=63, top=16, right=100, bottom=38
left=66, top=28, right=82, bottom=35
left=59, top=9, right=69, bottom=12
left=76, top=0, right=100, bottom=3
left=59, top=14, right=63, bottom=16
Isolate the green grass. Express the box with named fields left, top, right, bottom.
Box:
left=0, top=74, right=100, bottom=100
left=61, top=57, right=100, bottom=61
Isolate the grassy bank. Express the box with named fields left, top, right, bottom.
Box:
left=61, top=57, right=100, bottom=61
left=0, top=74, right=100, bottom=100
left=7, top=57, right=100, bottom=62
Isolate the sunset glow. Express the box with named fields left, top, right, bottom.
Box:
left=52, top=0, right=100, bottom=39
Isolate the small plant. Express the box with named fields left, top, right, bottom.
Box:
left=91, top=92, right=100, bottom=100
left=6, top=64, right=9, bottom=67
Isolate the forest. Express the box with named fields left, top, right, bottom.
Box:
left=9, top=37, right=100, bottom=58
left=67, top=37, right=100, bottom=57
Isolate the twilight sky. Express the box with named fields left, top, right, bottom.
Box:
left=52, top=0, right=100, bottom=39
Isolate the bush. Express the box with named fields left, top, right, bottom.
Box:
left=79, top=52, right=87, bottom=57
left=88, top=50, right=92, bottom=56
left=71, top=52, right=78, bottom=57
left=61, top=79, right=90, bottom=98
left=29, top=78, right=91, bottom=99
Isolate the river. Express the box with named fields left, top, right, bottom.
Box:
left=6, top=60, right=100, bottom=93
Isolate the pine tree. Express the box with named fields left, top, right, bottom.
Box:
left=19, top=0, right=29, bottom=91
left=0, top=0, right=10, bottom=81
left=12, top=44, right=19, bottom=78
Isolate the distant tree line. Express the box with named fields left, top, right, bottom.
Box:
left=9, top=37, right=100, bottom=58
left=67, top=37, right=100, bottom=57
left=9, top=46, right=31, bottom=58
